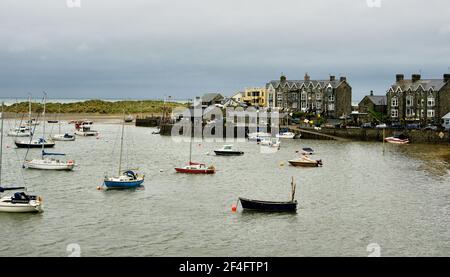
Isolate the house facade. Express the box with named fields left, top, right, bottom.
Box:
left=386, top=74, right=450, bottom=125
left=266, top=74, right=352, bottom=118
left=241, top=87, right=267, bottom=107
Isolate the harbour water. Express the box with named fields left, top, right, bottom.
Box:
left=1, top=120, right=450, bottom=256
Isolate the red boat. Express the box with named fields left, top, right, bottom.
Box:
left=175, top=162, right=215, bottom=174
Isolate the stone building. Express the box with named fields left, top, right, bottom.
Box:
left=266, top=74, right=352, bottom=118
left=358, top=91, right=387, bottom=114
left=386, top=74, right=450, bottom=125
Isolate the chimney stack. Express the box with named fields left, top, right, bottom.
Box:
left=396, top=74, right=404, bottom=82
left=304, top=73, right=310, bottom=81
left=370, top=90, right=374, bottom=96
left=340, top=76, right=346, bottom=82
left=444, top=74, right=450, bottom=83
left=412, top=74, right=421, bottom=82
left=330, top=75, right=335, bottom=81
left=280, top=75, right=286, bottom=82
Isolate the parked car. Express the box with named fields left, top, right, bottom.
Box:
left=375, top=123, right=387, bottom=129
left=390, top=122, right=404, bottom=129
left=422, top=124, right=438, bottom=131
left=361, top=123, right=373, bottom=129
left=406, top=123, right=421, bottom=130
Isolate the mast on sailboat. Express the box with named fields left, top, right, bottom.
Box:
left=118, top=111, right=125, bottom=175
left=41, top=93, right=47, bottom=159
left=0, top=102, right=4, bottom=184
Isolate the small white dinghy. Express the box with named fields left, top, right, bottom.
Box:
left=260, top=138, right=281, bottom=149
left=51, top=133, right=75, bottom=141
left=276, top=131, right=296, bottom=139
left=7, top=126, right=33, bottom=137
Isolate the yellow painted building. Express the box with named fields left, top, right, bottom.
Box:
left=242, top=87, right=267, bottom=107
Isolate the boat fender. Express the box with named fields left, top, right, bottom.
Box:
left=37, top=196, right=43, bottom=203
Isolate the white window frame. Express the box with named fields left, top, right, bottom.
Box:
left=391, top=109, right=398, bottom=118
left=427, top=109, right=435, bottom=118
left=391, top=97, right=398, bottom=107
left=427, top=96, right=435, bottom=107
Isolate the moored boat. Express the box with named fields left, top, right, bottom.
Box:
left=214, top=145, right=244, bottom=156
left=175, top=162, right=216, bottom=174
left=248, top=132, right=271, bottom=141
left=260, top=138, right=281, bottom=149
left=102, top=112, right=145, bottom=189
left=104, top=170, right=144, bottom=189
left=15, top=138, right=55, bottom=148
left=51, top=133, right=76, bottom=141
left=288, top=156, right=322, bottom=167
left=238, top=177, right=298, bottom=212
left=7, top=126, right=32, bottom=137
left=75, top=121, right=98, bottom=136
left=0, top=190, right=43, bottom=213
left=385, top=134, right=409, bottom=144
left=300, top=147, right=315, bottom=155
left=276, top=131, right=296, bottom=139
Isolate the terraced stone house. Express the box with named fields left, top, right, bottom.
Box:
left=266, top=74, right=352, bottom=118
left=387, top=74, right=450, bottom=125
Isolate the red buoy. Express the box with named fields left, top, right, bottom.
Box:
left=231, top=204, right=237, bottom=212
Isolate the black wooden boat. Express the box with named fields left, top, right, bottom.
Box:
left=239, top=197, right=297, bottom=212
left=238, top=177, right=298, bottom=212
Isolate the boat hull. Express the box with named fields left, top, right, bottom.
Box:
left=15, top=142, right=55, bottom=148
left=75, top=131, right=98, bottom=137
left=239, top=197, right=297, bottom=212
left=384, top=137, right=409, bottom=144
left=103, top=179, right=144, bottom=189
left=51, top=134, right=76, bottom=141
left=0, top=198, right=42, bottom=213
left=174, top=168, right=215, bottom=174
left=214, top=150, right=244, bottom=156
left=24, top=160, right=75, bottom=170
left=288, top=160, right=321, bottom=167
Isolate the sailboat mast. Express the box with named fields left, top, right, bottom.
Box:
left=41, top=93, right=46, bottom=158
left=189, top=131, right=193, bottom=164
left=28, top=94, right=31, bottom=126
left=0, top=102, right=4, bottom=185
left=58, top=104, right=61, bottom=134
left=118, top=111, right=125, bottom=175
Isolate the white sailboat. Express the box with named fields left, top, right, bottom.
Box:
left=0, top=102, right=43, bottom=213
left=23, top=93, right=75, bottom=171
left=51, top=105, right=75, bottom=141
left=7, top=95, right=33, bottom=137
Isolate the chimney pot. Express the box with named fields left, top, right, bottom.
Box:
left=412, top=74, right=421, bottom=82
left=340, top=76, right=346, bottom=82
left=330, top=75, right=335, bottom=81
left=304, top=73, right=310, bottom=81
left=396, top=74, right=404, bottom=82
left=280, top=75, right=287, bottom=82
left=444, top=74, right=450, bottom=83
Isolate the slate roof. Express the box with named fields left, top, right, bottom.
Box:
left=201, top=93, right=224, bottom=103
left=390, top=79, right=447, bottom=92
left=361, top=95, right=387, bottom=106
left=266, top=79, right=345, bottom=90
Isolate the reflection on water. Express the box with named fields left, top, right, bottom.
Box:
left=1, top=120, right=450, bottom=256
left=390, top=143, right=450, bottom=178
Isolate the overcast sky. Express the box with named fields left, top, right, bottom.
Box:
left=0, top=0, right=449, bottom=101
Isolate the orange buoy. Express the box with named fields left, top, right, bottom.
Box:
left=96, top=186, right=102, bottom=190
left=231, top=204, right=237, bottom=212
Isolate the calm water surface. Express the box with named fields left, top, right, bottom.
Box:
left=1, top=120, right=450, bottom=256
